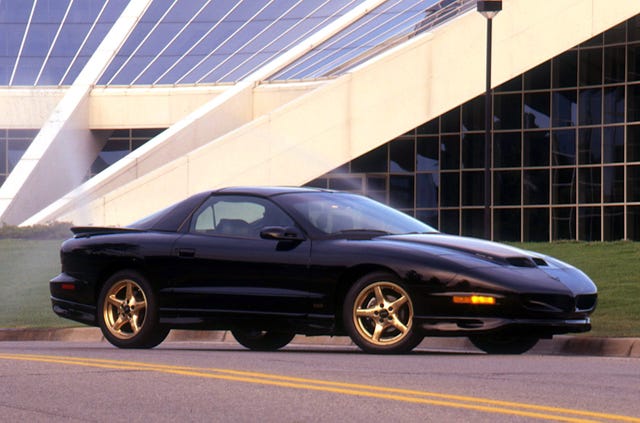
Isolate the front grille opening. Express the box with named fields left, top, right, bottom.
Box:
left=522, top=294, right=574, bottom=313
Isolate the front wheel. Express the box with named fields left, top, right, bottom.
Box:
left=231, top=329, right=295, bottom=351
left=97, top=270, right=169, bottom=349
left=343, top=272, right=423, bottom=354
left=469, top=334, right=539, bottom=354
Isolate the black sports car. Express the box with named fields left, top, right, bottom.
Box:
left=50, top=187, right=597, bottom=354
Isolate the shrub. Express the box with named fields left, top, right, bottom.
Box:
left=0, top=222, right=73, bottom=240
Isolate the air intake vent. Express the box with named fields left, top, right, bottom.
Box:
left=576, top=294, right=597, bottom=311
left=532, top=257, right=548, bottom=266
left=506, top=257, right=536, bottom=268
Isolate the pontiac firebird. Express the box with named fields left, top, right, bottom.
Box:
left=50, top=187, right=597, bottom=354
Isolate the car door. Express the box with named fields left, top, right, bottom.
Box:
left=167, top=194, right=315, bottom=317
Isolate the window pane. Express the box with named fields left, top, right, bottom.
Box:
left=603, top=206, right=624, bottom=241
left=603, top=86, right=625, bottom=124
left=328, top=176, right=363, bottom=192
left=602, top=166, right=624, bottom=203
left=603, top=126, right=624, bottom=163
left=628, top=206, right=640, bottom=241
left=493, top=208, right=520, bottom=241
left=390, top=139, right=414, bottom=173
left=461, top=133, right=484, bottom=169
left=579, top=207, right=601, bottom=241
left=552, top=129, right=576, bottom=166
left=416, top=210, right=437, bottom=228
left=604, top=46, right=625, bottom=84
left=494, top=94, right=522, bottom=130
left=494, top=170, right=520, bottom=206
left=628, top=124, right=640, bottom=162
left=440, top=209, right=459, bottom=235
left=440, top=135, right=459, bottom=170
left=552, top=207, right=576, bottom=240
left=524, top=61, right=550, bottom=90
left=441, top=107, right=460, bottom=133
left=524, top=92, right=550, bottom=129
left=523, top=208, right=549, bottom=242
left=553, top=50, right=577, bottom=88
left=628, top=84, right=640, bottom=122
left=523, top=131, right=550, bottom=167
left=578, top=128, right=601, bottom=165
left=523, top=169, right=549, bottom=205
left=552, top=90, right=577, bottom=127
left=389, top=175, right=414, bottom=210
left=579, top=48, right=603, bottom=86
left=495, top=75, right=522, bottom=92
left=440, top=172, right=459, bottom=207
left=628, top=165, right=640, bottom=202
left=416, top=137, right=439, bottom=171
left=461, top=209, right=484, bottom=238
left=351, top=144, right=387, bottom=173
left=461, top=95, right=485, bottom=132
left=552, top=168, right=576, bottom=204
left=604, top=22, right=626, bottom=44
left=628, top=44, right=640, bottom=82
left=417, top=119, right=438, bottom=135
left=494, top=132, right=521, bottom=168
left=579, top=88, right=602, bottom=125
left=416, top=173, right=438, bottom=209
left=579, top=167, right=601, bottom=204
left=461, top=171, right=484, bottom=206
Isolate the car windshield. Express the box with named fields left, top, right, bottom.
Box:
left=279, top=192, right=437, bottom=236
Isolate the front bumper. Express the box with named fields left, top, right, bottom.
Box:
left=416, top=315, right=591, bottom=337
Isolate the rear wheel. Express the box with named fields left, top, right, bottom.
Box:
left=343, top=272, right=423, bottom=354
left=231, top=329, right=295, bottom=351
left=97, top=270, right=169, bottom=349
left=469, top=334, right=539, bottom=354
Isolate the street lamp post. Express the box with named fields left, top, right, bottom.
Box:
left=477, top=0, right=501, bottom=240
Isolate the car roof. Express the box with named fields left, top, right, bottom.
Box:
left=214, top=186, right=333, bottom=197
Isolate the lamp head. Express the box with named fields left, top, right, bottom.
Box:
left=477, top=0, right=502, bottom=19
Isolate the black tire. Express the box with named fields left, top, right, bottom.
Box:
left=97, top=270, right=169, bottom=349
left=469, top=334, right=539, bottom=354
left=343, top=272, right=423, bottom=354
left=231, top=329, right=295, bottom=351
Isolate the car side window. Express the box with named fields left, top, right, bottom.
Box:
left=190, top=195, right=294, bottom=238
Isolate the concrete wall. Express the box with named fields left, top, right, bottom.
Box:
left=0, top=89, right=65, bottom=128
left=28, top=0, right=640, bottom=226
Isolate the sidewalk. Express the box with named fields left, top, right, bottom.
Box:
left=1, top=327, right=638, bottom=357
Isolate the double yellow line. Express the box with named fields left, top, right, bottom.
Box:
left=1, top=353, right=638, bottom=422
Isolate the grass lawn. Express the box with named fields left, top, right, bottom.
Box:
left=0, top=239, right=638, bottom=337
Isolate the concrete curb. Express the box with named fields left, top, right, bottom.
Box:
left=1, top=327, right=638, bottom=357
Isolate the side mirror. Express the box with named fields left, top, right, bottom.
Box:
left=260, top=226, right=305, bottom=242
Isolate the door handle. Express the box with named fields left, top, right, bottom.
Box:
left=177, top=248, right=196, bottom=258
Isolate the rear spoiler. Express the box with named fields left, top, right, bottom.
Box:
left=71, top=226, right=145, bottom=237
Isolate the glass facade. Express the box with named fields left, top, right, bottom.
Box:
left=89, top=128, right=165, bottom=177
left=0, top=129, right=39, bottom=187
left=309, top=15, right=640, bottom=241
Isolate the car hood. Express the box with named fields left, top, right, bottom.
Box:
left=382, top=233, right=545, bottom=267
left=379, top=233, right=596, bottom=295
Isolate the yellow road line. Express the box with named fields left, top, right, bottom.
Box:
left=1, top=353, right=638, bottom=423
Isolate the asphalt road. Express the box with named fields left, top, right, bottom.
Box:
left=1, top=340, right=639, bottom=422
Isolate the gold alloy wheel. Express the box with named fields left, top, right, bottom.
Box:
left=352, top=281, right=414, bottom=346
left=102, top=279, right=148, bottom=340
